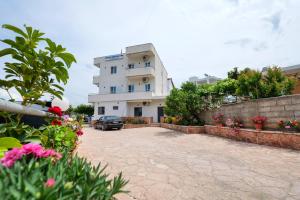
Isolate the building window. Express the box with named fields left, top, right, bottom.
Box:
left=145, top=84, right=151, bottom=92
left=128, top=64, right=134, bottom=69
left=144, top=61, right=150, bottom=67
left=113, top=106, right=118, bottom=110
left=134, top=107, right=142, bottom=117
left=110, top=86, right=116, bottom=94
left=111, top=66, right=117, bottom=74
left=98, top=107, right=105, bottom=115
left=128, top=84, right=134, bottom=93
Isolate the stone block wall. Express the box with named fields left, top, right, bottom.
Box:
left=200, top=94, right=300, bottom=129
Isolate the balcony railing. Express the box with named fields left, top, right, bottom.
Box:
left=93, top=75, right=101, bottom=85
left=88, top=91, right=154, bottom=103
left=125, top=66, right=155, bottom=78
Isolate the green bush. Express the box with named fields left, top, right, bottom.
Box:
left=176, top=118, right=205, bottom=126
left=236, top=66, right=295, bottom=99
left=164, top=116, right=173, bottom=124
left=40, top=126, right=77, bottom=152
left=165, top=82, right=209, bottom=125
left=0, top=153, right=128, bottom=199
left=0, top=121, right=40, bottom=142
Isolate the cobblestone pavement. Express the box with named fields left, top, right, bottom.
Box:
left=77, top=127, right=300, bottom=200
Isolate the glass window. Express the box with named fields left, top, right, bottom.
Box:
left=111, top=66, right=117, bottom=74
left=113, top=106, right=118, bottom=110
left=98, top=107, right=105, bottom=115
left=145, top=84, right=151, bottom=92
left=104, top=116, right=121, bottom=120
left=110, top=86, right=116, bottom=94
left=144, top=62, right=150, bottom=67
left=128, top=84, right=134, bottom=93
left=128, top=64, right=134, bottom=69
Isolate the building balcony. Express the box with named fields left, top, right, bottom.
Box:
left=88, top=91, right=156, bottom=103
left=93, top=75, right=101, bottom=86
left=125, top=66, right=155, bottom=78
left=126, top=43, right=155, bottom=59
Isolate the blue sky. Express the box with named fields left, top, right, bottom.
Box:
left=1, top=0, right=300, bottom=105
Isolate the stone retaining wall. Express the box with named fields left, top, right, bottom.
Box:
left=200, top=94, right=300, bottom=129
left=161, top=123, right=205, bottom=134
left=160, top=123, right=300, bottom=150
left=204, top=125, right=300, bottom=150
left=123, top=124, right=150, bottom=129
left=121, top=117, right=153, bottom=124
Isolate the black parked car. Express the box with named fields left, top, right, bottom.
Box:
left=95, top=115, right=123, bottom=131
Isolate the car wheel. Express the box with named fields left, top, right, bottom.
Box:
left=102, top=125, right=106, bottom=131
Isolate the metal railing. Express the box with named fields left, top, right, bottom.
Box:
left=88, top=90, right=154, bottom=96
left=0, top=99, right=48, bottom=117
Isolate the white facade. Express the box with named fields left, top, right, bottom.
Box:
left=88, top=43, right=173, bottom=122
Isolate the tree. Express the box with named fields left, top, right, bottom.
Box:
left=261, top=66, right=295, bottom=97
left=0, top=24, right=76, bottom=106
left=73, top=104, right=94, bottom=116
left=227, top=67, right=240, bottom=80
left=235, top=66, right=295, bottom=99
left=236, top=69, right=263, bottom=99
left=165, top=82, right=208, bottom=125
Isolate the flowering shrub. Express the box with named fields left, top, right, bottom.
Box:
left=251, top=116, right=267, bottom=124
left=226, top=117, right=243, bottom=129
left=0, top=143, right=61, bottom=168
left=278, top=120, right=299, bottom=130
left=40, top=126, right=77, bottom=152
left=51, top=119, right=62, bottom=126
left=212, top=113, right=224, bottom=125
left=0, top=152, right=128, bottom=199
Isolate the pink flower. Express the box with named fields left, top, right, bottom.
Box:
left=285, top=126, right=291, bottom=129
left=22, top=143, right=43, bottom=155
left=0, top=148, right=23, bottom=167
left=45, top=178, right=56, bottom=187
left=0, top=143, right=62, bottom=168
left=37, top=149, right=62, bottom=160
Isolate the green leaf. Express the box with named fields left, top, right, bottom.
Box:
left=24, top=136, right=41, bottom=144
left=0, top=48, right=17, bottom=57
left=0, top=147, right=7, bottom=158
left=57, top=52, right=76, bottom=67
left=2, top=24, right=28, bottom=38
left=0, top=137, right=22, bottom=148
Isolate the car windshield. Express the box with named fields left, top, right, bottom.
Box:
left=104, top=116, right=121, bottom=120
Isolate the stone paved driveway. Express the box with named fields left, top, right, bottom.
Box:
left=77, top=127, right=300, bottom=200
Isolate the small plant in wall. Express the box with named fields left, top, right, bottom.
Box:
left=226, top=117, right=243, bottom=133
left=277, top=120, right=299, bottom=132
left=212, top=113, right=224, bottom=127
left=251, top=116, right=267, bottom=131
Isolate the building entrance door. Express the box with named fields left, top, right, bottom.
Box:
left=157, top=107, right=164, bottom=122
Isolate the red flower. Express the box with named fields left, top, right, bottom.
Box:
left=76, top=130, right=83, bottom=136
left=48, top=106, right=62, bottom=117
left=251, top=116, right=267, bottom=124
left=51, top=119, right=62, bottom=126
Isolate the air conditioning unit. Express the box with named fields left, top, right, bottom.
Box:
left=142, top=77, right=149, bottom=83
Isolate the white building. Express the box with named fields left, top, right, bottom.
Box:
left=88, top=43, right=174, bottom=122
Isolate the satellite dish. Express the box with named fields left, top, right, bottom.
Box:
left=52, top=96, right=70, bottom=111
